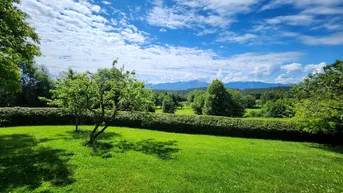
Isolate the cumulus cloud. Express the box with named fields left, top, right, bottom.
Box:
left=303, top=62, right=326, bottom=74
left=281, top=63, right=302, bottom=73
left=146, top=0, right=258, bottom=30
left=19, top=0, right=316, bottom=84
left=276, top=62, right=327, bottom=83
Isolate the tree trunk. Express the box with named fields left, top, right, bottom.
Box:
left=75, top=116, right=79, bottom=132
left=88, top=124, right=110, bottom=144
left=93, top=124, right=109, bottom=140
left=88, top=124, right=99, bottom=144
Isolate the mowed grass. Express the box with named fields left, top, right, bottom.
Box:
left=1, top=126, right=342, bottom=193
left=155, top=107, right=195, bottom=115
left=156, top=107, right=290, bottom=121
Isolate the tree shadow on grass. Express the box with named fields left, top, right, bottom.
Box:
left=58, top=130, right=121, bottom=141
left=307, top=143, right=343, bottom=155
left=88, top=139, right=180, bottom=160
left=0, top=134, right=74, bottom=192
left=113, top=139, right=180, bottom=160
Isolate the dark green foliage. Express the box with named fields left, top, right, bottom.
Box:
left=263, top=98, right=294, bottom=118
left=191, top=91, right=206, bottom=115
left=0, top=65, right=54, bottom=107
left=203, top=79, right=243, bottom=117
left=1, top=107, right=342, bottom=144
left=162, top=95, right=176, bottom=113
left=153, top=92, right=164, bottom=107
left=242, top=86, right=292, bottom=99
left=260, top=89, right=293, bottom=105
left=244, top=95, right=256, bottom=108
left=227, top=89, right=256, bottom=108
left=153, top=92, right=186, bottom=109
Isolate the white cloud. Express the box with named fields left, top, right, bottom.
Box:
left=91, top=5, right=101, bottom=13
left=281, top=63, right=302, bottom=73
left=159, top=28, right=167, bottom=32
left=302, top=7, right=343, bottom=15
left=174, top=0, right=260, bottom=16
left=146, top=6, right=193, bottom=29
left=303, top=62, right=326, bottom=74
left=223, top=72, right=249, bottom=82
left=261, top=0, right=342, bottom=11
left=282, top=31, right=343, bottom=45
left=195, top=28, right=218, bottom=36
left=19, top=0, right=307, bottom=84
left=146, top=0, right=258, bottom=30
left=275, top=74, right=297, bottom=84
left=311, top=17, right=343, bottom=31
left=260, top=0, right=343, bottom=34
left=102, top=1, right=111, bottom=5
left=217, top=32, right=257, bottom=43
left=300, top=32, right=343, bottom=45
left=276, top=62, right=327, bottom=83
left=266, top=14, right=316, bottom=26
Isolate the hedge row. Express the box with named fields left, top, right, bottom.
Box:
left=0, top=107, right=341, bottom=144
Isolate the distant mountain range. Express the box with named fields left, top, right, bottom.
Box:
left=146, top=80, right=289, bottom=90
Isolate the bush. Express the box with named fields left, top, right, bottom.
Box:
left=162, top=96, right=176, bottom=114
left=263, top=99, right=294, bottom=118
left=0, top=107, right=341, bottom=144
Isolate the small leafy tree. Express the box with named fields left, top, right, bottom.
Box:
left=203, top=79, right=243, bottom=117
left=162, top=95, right=176, bottom=114
left=83, top=60, right=154, bottom=144
left=41, top=68, right=87, bottom=132
left=191, top=91, right=206, bottom=115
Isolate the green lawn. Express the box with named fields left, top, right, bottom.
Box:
left=245, top=108, right=262, bottom=113
left=156, top=107, right=290, bottom=121
left=156, top=107, right=195, bottom=115
left=1, top=126, right=342, bottom=193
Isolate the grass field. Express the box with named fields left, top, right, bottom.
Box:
left=155, top=107, right=289, bottom=121
left=155, top=107, right=195, bottom=115
left=1, top=126, right=342, bottom=192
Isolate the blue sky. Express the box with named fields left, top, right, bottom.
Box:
left=19, top=0, right=343, bottom=83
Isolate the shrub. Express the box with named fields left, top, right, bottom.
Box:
left=263, top=99, right=294, bottom=118
left=0, top=107, right=341, bottom=144
left=162, top=95, right=176, bottom=114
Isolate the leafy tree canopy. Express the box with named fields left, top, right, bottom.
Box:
left=294, top=60, right=343, bottom=134
left=162, top=95, right=176, bottom=114
left=0, top=0, right=41, bottom=92
left=203, top=79, right=244, bottom=117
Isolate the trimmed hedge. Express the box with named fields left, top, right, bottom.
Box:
left=0, top=107, right=341, bottom=144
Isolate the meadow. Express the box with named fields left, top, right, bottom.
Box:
left=1, top=126, right=342, bottom=193
left=156, top=106, right=289, bottom=121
